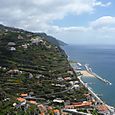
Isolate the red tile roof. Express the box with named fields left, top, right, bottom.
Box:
left=20, top=93, right=28, bottom=97
left=17, top=97, right=26, bottom=102
left=97, top=105, right=108, bottom=111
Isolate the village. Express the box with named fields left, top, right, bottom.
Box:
left=1, top=63, right=113, bottom=115
left=0, top=25, right=115, bottom=115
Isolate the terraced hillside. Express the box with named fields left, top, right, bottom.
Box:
left=0, top=25, right=87, bottom=114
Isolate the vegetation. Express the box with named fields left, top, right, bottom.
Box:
left=0, top=24, right=88, bottom=114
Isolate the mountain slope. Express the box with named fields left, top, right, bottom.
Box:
left=0, top=24, right=87, bottom=114
left=36, top=32, right=67, bottom=46
left=0, top=24, right=66, bottom=46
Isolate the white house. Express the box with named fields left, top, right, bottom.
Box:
left=10, top=47, right=16, bottom=51
left=22, top=44, right=28, bottom=49
left=18, top=35, right=23, bottom=39
left=8, top=42, right=16, bottom=46
left=31, top=37, right=43, bottom=45
left=53, top=99, right=64, bottom=103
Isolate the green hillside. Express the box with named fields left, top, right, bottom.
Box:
left=0, top=25, right=87, bottom=114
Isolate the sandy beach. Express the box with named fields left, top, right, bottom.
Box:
left=79, top=70, right=94, bottom=77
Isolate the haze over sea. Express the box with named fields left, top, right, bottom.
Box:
left=63, top=44, right=115, bottom=106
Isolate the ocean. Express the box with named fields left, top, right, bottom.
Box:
left=62, top=44, right=115, bottom=106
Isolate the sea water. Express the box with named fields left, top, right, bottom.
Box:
left=62, top=44, right=115, bottom=106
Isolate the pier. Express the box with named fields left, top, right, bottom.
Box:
left=84, top=64, right=112, bottom=85
left=91, top=72, right=112, bottom=85
left=70, top=62, right=115, bottom=114
left=77, top=76, right=115, bottom=115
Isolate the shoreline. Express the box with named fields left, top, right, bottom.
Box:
left=77, top=76, right=115, bottom=114
left=78, top=76, right=104, bottom=104
left=84, top=64, right=112, bottom=85
left=70, top=62, right=115, bottom=114
left=78, top=70, right=95, bottom=77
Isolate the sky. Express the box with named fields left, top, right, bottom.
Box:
left=0, top=0, right=115, bottom=44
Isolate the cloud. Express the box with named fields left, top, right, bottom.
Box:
left=0, top=0, right=114, bottom=44
left=0, top=0, right=111, bottom=32
left=50, top=15, right=115, bottom=44
left=93, top=1, right=111, bottom=7
left=90, top=16, right=115, bottom=29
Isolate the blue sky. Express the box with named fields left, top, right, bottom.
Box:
left=0, top=0, right=115, bottom=44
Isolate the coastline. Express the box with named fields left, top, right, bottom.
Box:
left=78, top=70, right=94, bottom=77
left=77, top=75, right=115, bottom=115
left=70, top=62, right=115, bottom=114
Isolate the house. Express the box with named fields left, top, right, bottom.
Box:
left=29, top=92, right=34, bottom=96
left=64, top=101, right=92, bottom=109
left=37, top=104, right=47, bottom=113
left=74, top=81, right=79, bottom=84
left=3, top=67, right=6, bottom=70
left=96, top=105, right=109, bottom=112
left=64, top=77, right=72, bottom=81
left=29, top=73, right=33, bottom=79
left=22, top=44, right=28, bottom=49
left=53, top=109, right=60, bottom=115
left=57, top=77, right=64, bottom=81
left=31, top=37, right=43, bottom=45
left=69, top=81, right=74, bottom=86
left=8, top=42, right=16, bottom=46
left=53, top=99, right=64, bottom=104
left=7, top=69, right=21, bottom=74
left=40, top=112, right=45, bottom=115
left=17, top=97, right=26, bottom=102
left=18, top=35, right=23, bottom=39
left=10, top=47, right=16, bottom=51
left=73, top=84, right=80, bottom=90
left=67, top=71, right=74, bottom=75
left=52, top=83, right=66, bottom=87
left=13, top=103, right=17, bottom=107
left=28, top=100, right=37, bottom=105
left=20, top=93, right=28, bottom=97
left=36, top=74, right=45, bottom=79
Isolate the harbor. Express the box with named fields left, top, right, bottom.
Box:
left=70, top=61, right=115, bottom=114
left=63, top=44, right=115, bottom=111
left=77, top=75, right=115, bottom=115
left=84, top=64, right=112, bottom=85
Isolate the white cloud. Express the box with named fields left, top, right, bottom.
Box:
left=90, top=16, right=115, bottom=29
left=0, top=0, right=114, bottom=44
left=0, top=0, right=111, bottom=32
left=93, top=1, right=111, bottom=7
left=50, top=16, right=115, bottom=44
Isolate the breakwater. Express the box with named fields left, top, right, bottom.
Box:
left=70, top=62, right=115, bottom=114
left=84, top=64, right=112, bottom=85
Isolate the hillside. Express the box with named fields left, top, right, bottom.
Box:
left=0, top=24, right=67, bottom=46
left=36, top=32, right=67, bottom=46
left=0, top=25, right=87, bottom=114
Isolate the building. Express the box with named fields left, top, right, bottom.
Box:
left=10, top=47, right=16, bottom=51
left=65, top=101, right=92, bottom=109
left=53, top=109, right=60, bottom=115
left=8, top=42, right=16, bottom=46
left=53, top=99, right=64, bottom=104
left=17, top=97, right=26, bottom=102
left=20, top=93, right=28, bottom=97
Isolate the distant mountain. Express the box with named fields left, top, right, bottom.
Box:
left=0, top=24, right=67, bottom=46
left=36, top=32, right=67, bottom=46
left=0, top=24, right=87, bottom=115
